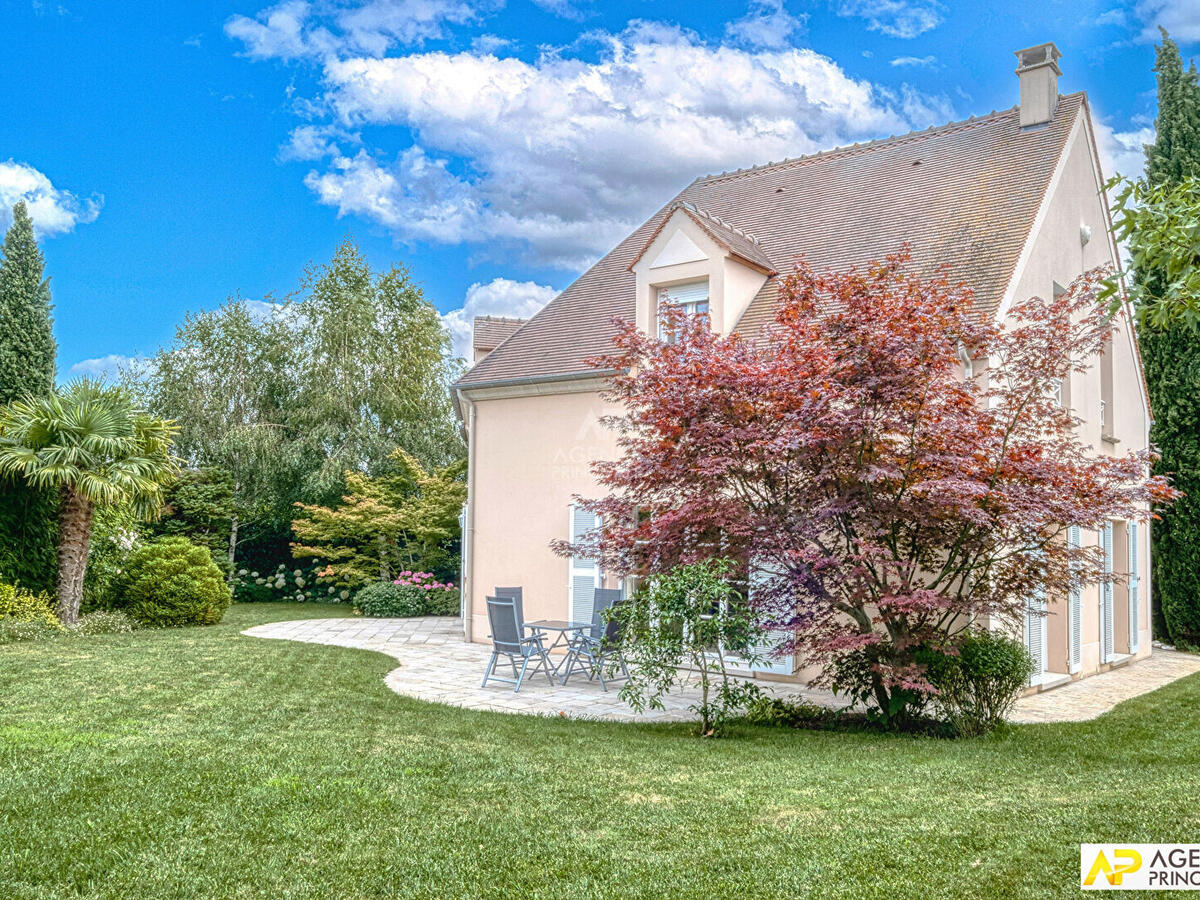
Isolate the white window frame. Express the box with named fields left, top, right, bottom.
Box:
left=1101, top=521, right=1114, bottom=663
left=1068, top=525, right=1082, bottom=674
left=1128, top=522, right=1140, bottom=654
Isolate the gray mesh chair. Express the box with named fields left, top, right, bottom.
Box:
left=561, top=592, right=629, bottom=690
left=493, top=586, right=525, bottom=634
left=481, top=595, right=555, bottom=692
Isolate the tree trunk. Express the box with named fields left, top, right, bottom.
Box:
left=55, top=488, right=94, bottom=625
left=227, top=514, right=239, bottom=583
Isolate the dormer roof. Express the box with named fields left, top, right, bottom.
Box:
left=627, top=201, right=777, bottom=276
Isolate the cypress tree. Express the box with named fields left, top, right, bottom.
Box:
left=1139, top=31, right=1200, bottom=646
left=0, top=201, right=59, bottom=592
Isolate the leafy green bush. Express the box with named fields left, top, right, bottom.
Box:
left=0, top=582, right=61, bottom=629
left=233, top=563, right=346, bottom=604
left=354, top=573, right=459, bottom=618
left=68, top=610, right=136, bottom=635
left=922, top=630, right=1034, bottom=737
left=82, top=504, right=142, bottom=613
left=0, top=616, right=62, bottom=644
left=111, top=537, right=231, bottom=627
left=743, top=696, right=835, bottom=729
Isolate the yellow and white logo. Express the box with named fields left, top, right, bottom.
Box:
left=1082, top=844, right=1200, bottom=890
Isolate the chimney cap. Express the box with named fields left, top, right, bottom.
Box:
left=1014, top=42, right=1062, bottom=75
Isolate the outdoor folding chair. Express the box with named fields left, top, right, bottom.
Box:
left=560, top=592, right=630, bottom=690
left=480, top=595, right=556, bottom=692
left=494, top=586, right=526, bottom=634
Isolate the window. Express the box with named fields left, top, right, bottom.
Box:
left=657, top=280, right=710, bottom=342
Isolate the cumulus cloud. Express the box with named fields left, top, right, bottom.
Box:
left=68, top=354, right=150, bottom=380
left=1134, top=0, right=1200, bottom=41
left=441, top=277, right=558, bottom=359
left=1094, top=120, right=1154, bottom=180
left=226, top=0, right=492, bottom=60
left=0, top=161, right=102, bottom=237
left=295, top=23, right=949, bottom=269
left=725, top=0, right=807, bottom=49
left=835, top=0, right=942, bottom=38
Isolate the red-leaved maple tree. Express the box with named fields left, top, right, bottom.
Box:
left=563, top=253, right=1177, bottom=721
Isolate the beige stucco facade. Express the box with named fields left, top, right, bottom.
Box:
left=998, top=104, right=1153, bottom=681
left=457, top=99, right=1154, bottom=688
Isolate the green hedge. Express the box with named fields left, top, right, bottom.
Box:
left=111, top=537, right=231, bottom=627
left=354, top=577, right=459, bottom=618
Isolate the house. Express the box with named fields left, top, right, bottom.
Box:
left=453, top=44, right=1151, bottom=689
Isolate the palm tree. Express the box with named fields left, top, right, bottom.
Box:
left=0, top=380, right=179, bottom=623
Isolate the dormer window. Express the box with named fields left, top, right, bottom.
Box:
left=658, top=280, right=710, bottom=342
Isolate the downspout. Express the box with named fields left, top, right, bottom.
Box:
left=457, top=388, right=477, bottom=644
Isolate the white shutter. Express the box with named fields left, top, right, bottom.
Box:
left=746, top=560, right=795, bottom=675
left=1025, top=579, right=1046, bottom=683
left=1128, top=522, right=1140, bottom=654
left=568, top=505, right=601, bottom=625
left=1068, top=526, right=1082, bottom=674
left=1101, top=522, right=1114, bottom=662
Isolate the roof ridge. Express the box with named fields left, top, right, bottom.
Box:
left=674, top=200, right=763, bottom=246
left=696, top=93, right=1083, bottom=186
left=474, top=314, right=529, bottom=323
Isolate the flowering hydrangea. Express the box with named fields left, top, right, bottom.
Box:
left=393, top=571, right=455, bottom=592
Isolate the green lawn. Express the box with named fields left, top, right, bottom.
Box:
left=2, top=603, right=1198, bottom=899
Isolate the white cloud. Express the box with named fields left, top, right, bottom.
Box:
left=890, top=54, right=936, bottom=67
left=725, top=0, right=807, bottom=49
left=0, top=161, right=102, bottom=237
left=225, top=0, right=493, bottom=60
left=299, top=23, right=949, bottom=269
left=68, top=354, right=149, bottom=380
left=441, top=277, right=557, bottom=358
left=470, top=33, right=512, bottom=54
left=279, top=123, right=357, bottom=160
left=1091, top=8, right=1127, bottom=27
left=836, top=0, right=942, bottom=38
left=1135, top=0, right=1200, bottom=41
left=1094, top=120, right=1154, bottom=180
left=529, top=0, right=588, bottom=20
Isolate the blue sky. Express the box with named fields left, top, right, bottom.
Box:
left=1, top=0, right=1196, bottom=376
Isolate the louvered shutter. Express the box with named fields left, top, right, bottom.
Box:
left=1101, top=522, right=1114, bottom=662
left=568, top=505, right=601, bottom=625
left=1128, top=522, right=1140, bottom=654
left=1025, top=578, right=1046, bottom=683
left=1068, top=526, right=1082, bottom=673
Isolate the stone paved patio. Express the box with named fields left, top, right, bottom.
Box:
left=243, top=615, right=832, bottom=721
left=243, top=616, right=1200, bottom=724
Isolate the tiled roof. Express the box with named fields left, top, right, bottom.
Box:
left=472, top=316, right=527, bottom=353
left=457, top=95, right=1085, bottom=389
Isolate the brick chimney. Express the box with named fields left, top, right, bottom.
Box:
left=1015, top=42, right=1062, bottom=128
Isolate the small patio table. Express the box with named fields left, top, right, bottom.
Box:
left=524, top=619, right=590, bottom=679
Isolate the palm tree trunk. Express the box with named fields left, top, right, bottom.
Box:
left=55, top=488, right=94, bottom=624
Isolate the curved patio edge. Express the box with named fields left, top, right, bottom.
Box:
left=241, top=615, right=829, bottom=722
left=243, top=616, right=1200, bottom=724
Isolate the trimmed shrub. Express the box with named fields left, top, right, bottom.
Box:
left=923, top=630, right=1035, bottom=737
left=0, top=582, right=61, bottom=629
left=111, top=537, right=231, bottom=627
left=354, top=573, right=459, bottom=618
left=68, top=610, right=136, bottom=636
